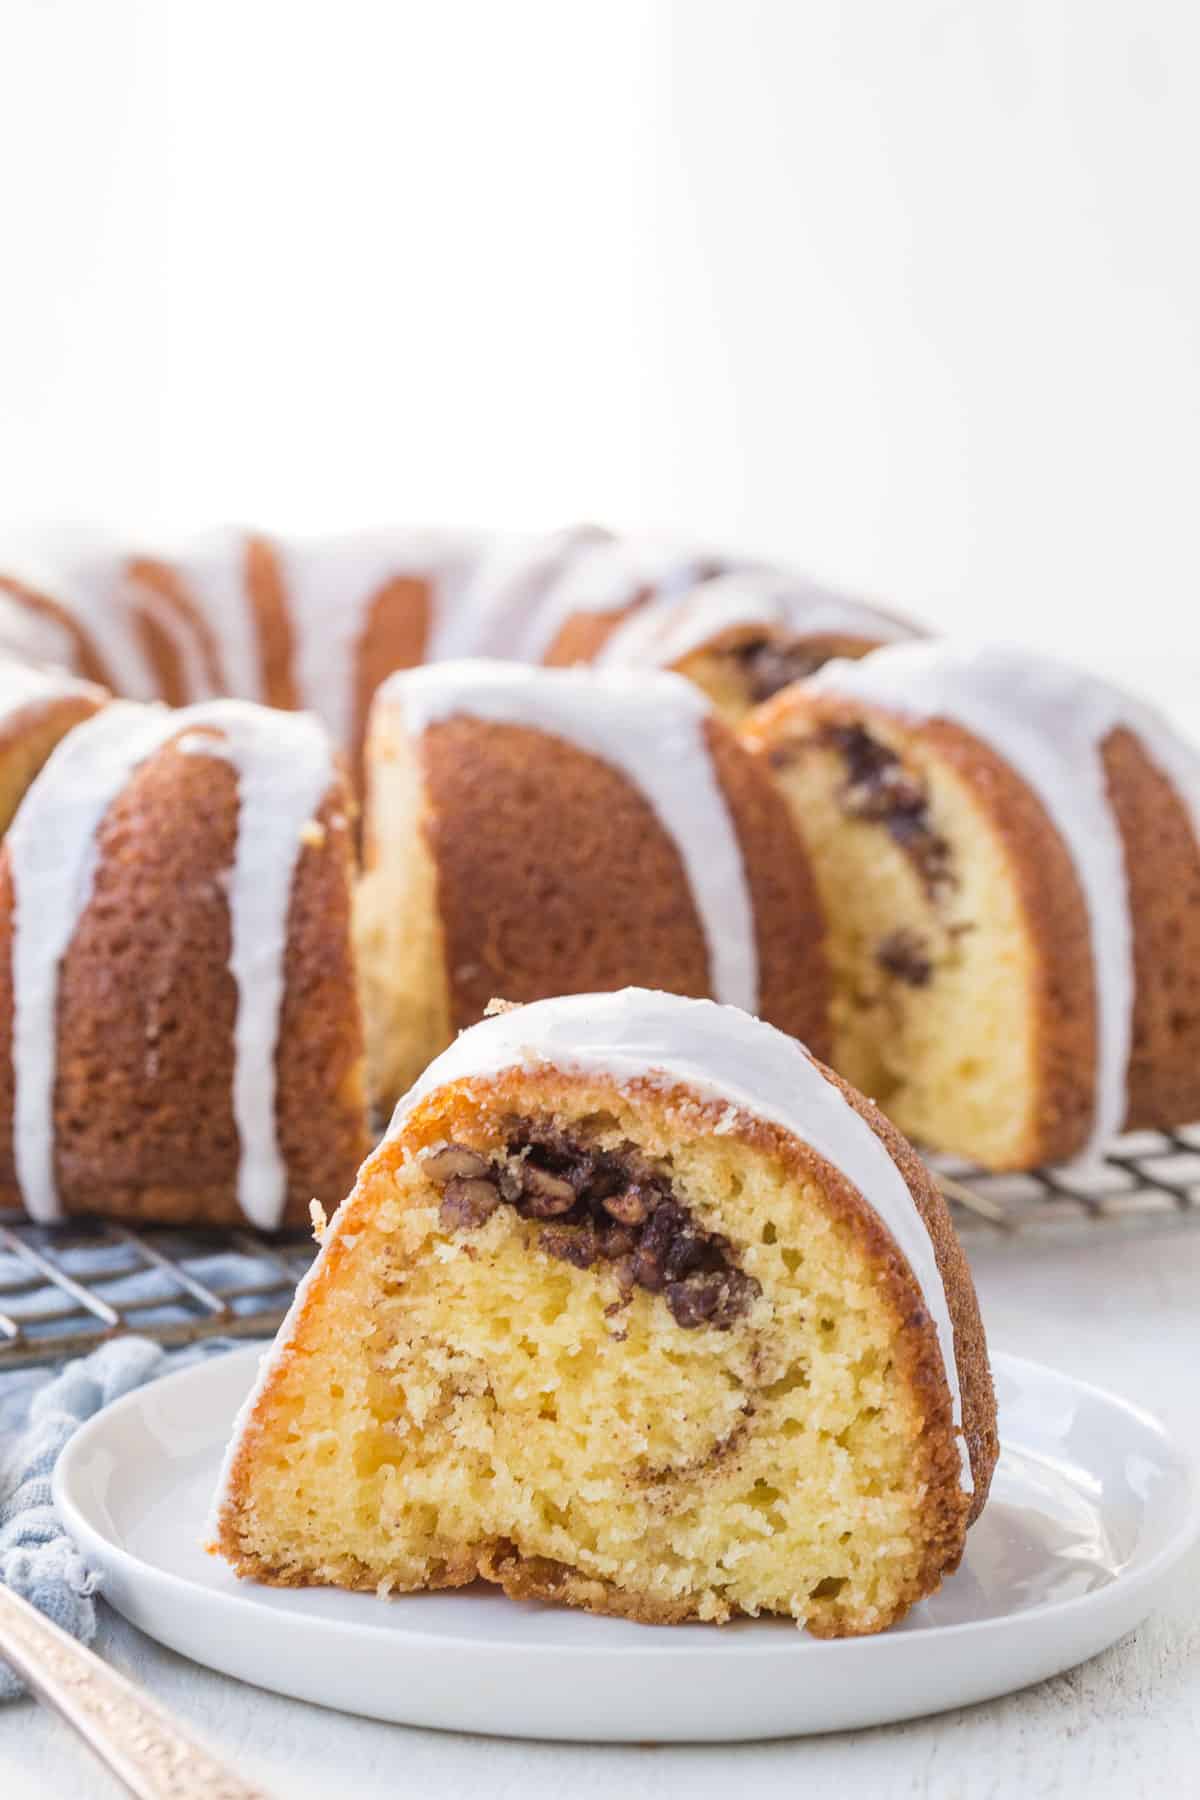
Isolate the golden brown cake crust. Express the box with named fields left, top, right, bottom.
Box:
left=1104, top=726, right=1200, bottom=1131
left=744, top=688, right=1100, bottom=1167
left=351, top=576, right=432, bottom=775
left=0, top=736, right=368, bottom=1225
left=0, top=692, right=108, bottom=835
left=424, top=716, right=715, bottom=1026
left=419, top=713, right=828, bottom=1052
left=215, top=1058, right=997, bottom=1630
left=246, top=536, right=299, bottom=712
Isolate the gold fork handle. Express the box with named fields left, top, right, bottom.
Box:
left=0, top=1583, right=269, bottom=1798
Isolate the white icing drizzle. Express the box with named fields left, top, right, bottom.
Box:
left=277, top=528, right=484, bottom=747
left=122, top=569, right=221, bottom=702
left=427, top=527, right=604, bottom=664
left=0, top=589, right=79, bottom=671
left=596, top=570, right=917, bottom=670
left=0, top=536, right=160, bottom=697
left=383, top=660, right=759, bottom=1014
left=390, top=987, right=973, bottom=1491
left=0, top=656, right=105, bottom=719
left=808, top=642, right=1200, bottom=1154
left=512, top=535, right=739, bottom=665
left=3, top=531, right=228, bottom=703
left=175, top=701, right=336, bottom=1228
left=6, top=698, right=334, bottom=1226
left=49, top=555, right=161, bottom=701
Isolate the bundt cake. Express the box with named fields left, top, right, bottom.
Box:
left=0, top=697, right=368, bottom=1226
left=210, top=988, right=997, bottom=1637
left=595, top=570, right=922, bottom=721
left=742, top=641, right=1200, bottom=1171
left=355, top=660, right=829, bottom=1111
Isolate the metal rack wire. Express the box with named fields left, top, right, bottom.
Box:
left=0, top=1215, right=314, bottom=1370
left=935, top=1124, right=1200, bottom=1236
left=3, top=1125, right=1199, bottom=1367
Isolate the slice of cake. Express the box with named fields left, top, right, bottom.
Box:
left=355, top=660, right=829, bottom=1113
left=741, top=641, right=1200, bottom=1170
left=211, top=988, right=996, bottom=1637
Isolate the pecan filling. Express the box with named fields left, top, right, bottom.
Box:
left=725, top=636, right=832, bottom=705
left=875, top=927, right=934, bottom=988
left=821, top=723, right=953, bottom=898
left=424, top=1127, right=761, bottom=1330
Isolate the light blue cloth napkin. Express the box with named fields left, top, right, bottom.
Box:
left=0, top=1236, right=292, bottom=1699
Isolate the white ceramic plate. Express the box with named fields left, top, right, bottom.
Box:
left=53, top=1345, right=1200, bottom=1742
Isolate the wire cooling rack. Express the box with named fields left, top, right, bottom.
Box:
left=2, top=1126, right=1199, bottom=1368
left=934, top=1124, right=1200, bottom=1234
left=0, top=1216, right=314, bottom=1370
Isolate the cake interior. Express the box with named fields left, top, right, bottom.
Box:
left=221, top=1089, right=957, bottom=1636
left=676, top=631, right=874, bottom=724
left=355, top=710, right=452, bottom=1113
left=760, top=716, right=1040, bottom=1168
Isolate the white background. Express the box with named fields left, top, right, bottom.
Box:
left=1, top=0, right=1198, bottom=692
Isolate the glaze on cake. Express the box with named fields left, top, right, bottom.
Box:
left=0, top=658, right=108, bottom=834
left=596, top=570, right=922, bottom=720
left=0, top=525, right=915, bottom=748
left=0, top=527, right=754, bottom=752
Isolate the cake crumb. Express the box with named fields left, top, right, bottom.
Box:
left=299, top=819, right=327, bottom=849
left=309, top=1199, right=328, bottom=1242
left=484, top=996, right=522, bottom=1017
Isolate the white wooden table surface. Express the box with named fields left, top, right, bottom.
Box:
left=2, top=1223, right=1197, bottom=1799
